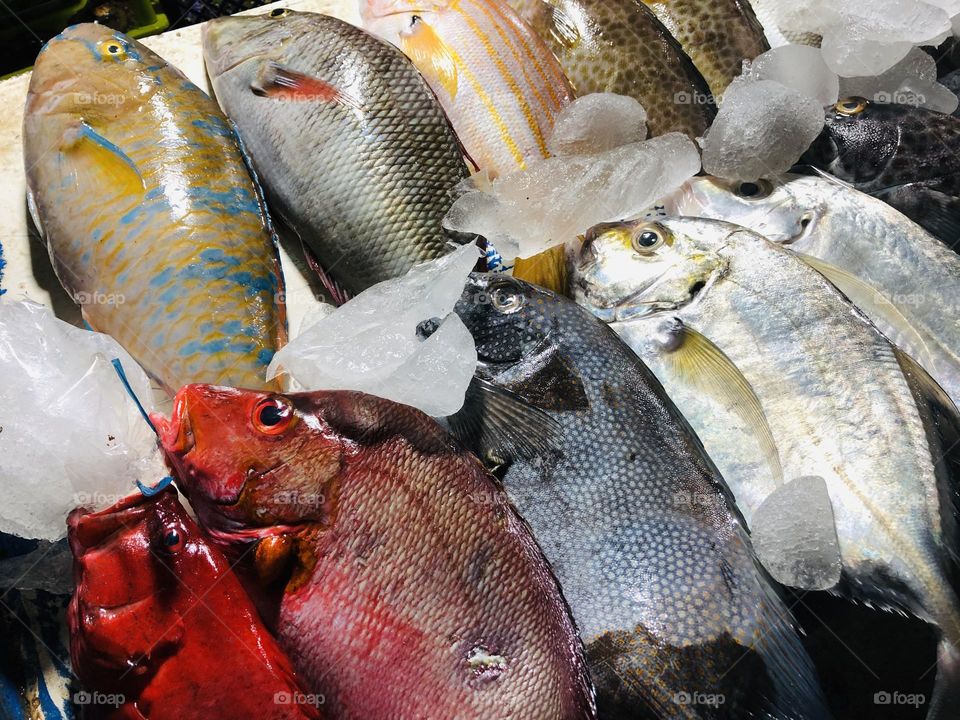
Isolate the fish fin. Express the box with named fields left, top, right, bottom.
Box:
left=545, top=4, right=581, bottom=49
left=794, top=163, right=858, bottom=190
left=252, top=63, right=361, bottom=109
left=873, top=184, right=960, bottom=248
left=299, top=239, right=352, bottom=306
left=893, top=347, right=960, bottom=598
left=797, top=252, right=939, bottom=372
left=60, top=121, right=144, bottom=198
left=930, top=641, right=960, bottom=720
left=751, top=475, right=842, bottom=591
left=512, top=245, right=569, bottom=296
left=399, top=17, right=459, bottom=100
left=654, top=318, right=783, bottom=487
left=446, top=377, right=563, bottom=465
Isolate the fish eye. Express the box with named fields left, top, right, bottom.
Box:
left=252, top=395, right=296, bottom=435
left=98, top=40, right=126, bottom=60
left=489, top=280, right=524, bottom=314
left=630, top=223, right=669, bottom=254
left=269, top=7, right=290, bottom=17
left=834, top=97, right=868, bottom=116
left=735, top=180, right=771, bottom=200
left=160, top=526, right=185, bottom=553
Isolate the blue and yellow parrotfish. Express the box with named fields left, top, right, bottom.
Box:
left=23, top=24, right=286, bottom=394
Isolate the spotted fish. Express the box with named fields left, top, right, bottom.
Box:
left=23, top=24, right=286, bottom=394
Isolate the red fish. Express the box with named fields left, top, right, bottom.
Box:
left=153, top=385, right=595, bottom=720
left=68, top=487, right=321, bottom=720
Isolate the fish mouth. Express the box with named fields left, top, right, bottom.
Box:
left=68, top=488, right=177, bottom=555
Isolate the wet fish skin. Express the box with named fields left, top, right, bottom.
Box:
left=361, top=0, right=575, bottom=175
left=23, top=24, right=286, bottom=393
left=202, top=10, right=470, bottom=298
left=573, top=216, right=960, bottom=718
left=507, top=0, right=715, bottom=138
left=154, top=384, right=596, bottom=720
left=802, top=98, right=960, bottom=249
left=671, top=173, right=960, bottom=412
left=640, top=0, right=769, bottom=97
left=452, top=273, right=830, bottom=719
left=68, top=488, right=320, bottom=719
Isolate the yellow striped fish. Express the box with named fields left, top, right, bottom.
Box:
left=361, top=0, right=575, bottom=177
left=23, top=25, right=286, bottom=394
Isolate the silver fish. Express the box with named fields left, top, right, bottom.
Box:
left=573, top=216, right=960, bottom=719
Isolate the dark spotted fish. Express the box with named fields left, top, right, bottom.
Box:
left=508, top=0, right=715, bottom=137
left=450, top=273, right=830, bottom=719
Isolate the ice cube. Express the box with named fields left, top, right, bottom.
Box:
left=548, top=93, right=647, bottom=156
left=702, top=77, right=823, bottom=181
left=0, top=301, right=163, bottom=540
left=840, top=47, right=959, bottom=114
left=750, top=475, right=842, bottom=590
left=443, top=133, right=701, bottom=260
left=267, top=243, right=481, bottom=416
left=749, top=45, right=840, bottom=106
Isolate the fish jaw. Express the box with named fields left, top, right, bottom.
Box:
left=202, top=14, right=283, bottom=79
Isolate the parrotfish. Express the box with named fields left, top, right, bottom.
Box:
left=155, top=386, right=596, bottom=720
left=23, top=24, right=286, bottom=393
left=361, top=0, right=575, bottom=176
left=68, top=487, right=321, bottom=719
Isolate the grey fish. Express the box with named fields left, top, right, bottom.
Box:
left=202, top=9, right=470, bottom=302
left=507, top=0, right=715, bottom=138
left=801, top=97, right=960, bottom=250
left=572, top=216, right=960, bottom=720
left=451, top=273, right=830, bottom=719
left=668, top=173, right=960, bottom=413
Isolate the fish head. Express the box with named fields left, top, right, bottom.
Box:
left=67, top=489, right=198, bottom=683
left=572, top=217, right=727, bottom=322
left=360, top=0, right=450, bottom=50
left=802, top=97, right=903, bottom=185
left=201, top=9, right=303, bottom=80
left=26, top=24, right=163, bottom=122
left=677, top=175, right=820, bottom=247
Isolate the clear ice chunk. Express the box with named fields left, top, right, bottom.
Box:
left=548, top=93, right=648, bottom=156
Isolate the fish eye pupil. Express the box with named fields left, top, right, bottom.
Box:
left=259, top=403, right=285, bottom=426
left=163, top=530, right=180, bottom=547
left=411, top=14, right=421, bottom=24
left=637, top=231, right=659, bottom=247
left=270, top=7, right=287, bottom=17
left=738, top=182, right=759, bottom=197
left=108, top=44, right=119, bottom=54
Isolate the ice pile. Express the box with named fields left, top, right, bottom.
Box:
left=702, top=73, right=825, bottom=181
left=758, top=0, right=953, bottom=76
left=0, top=301, right=162, bottom=541
left=751, top=475, right=842, bottom=591
left=750, top=44, right=840, bottom=105
left=267, top=243, right=481, bottom=416
left=840, top=47, right=959, bottom=113
left=547, top=93, right=647, bottom=156
left=445, top=99, right=701, bottom=260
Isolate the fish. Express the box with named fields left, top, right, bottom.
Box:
left=67, top=487, right=321, bottom=719
left=154, top=385, right=596, bottom=720
left=23, top=24, right=286, bottom=394
left=639, top=0, right=769, bottom=98
left=202, top=10, right=471, bottom=302
left=572, top=216, right=960, bottom=719
left=360, top=0, right=575, bottom=176
left=668, top=173, right=960, bottom=413
left=449, top=273, right=830, bottom=718
left=801, top=97, right=960, bottom=250
left=507, top=0, right=715, bottom=138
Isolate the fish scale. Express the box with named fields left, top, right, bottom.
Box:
left=203, top=10, right=470, bottom=300
left=23, top=24, right=285, bottom=394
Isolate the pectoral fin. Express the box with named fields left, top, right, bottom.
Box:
left=653, top=318, right=783, bottom=486
left=797, top=252, right=938, bottom=372
left=399, top=17, right=459, bottom=99
left=252, top=63, right=361, bottom=109
left=60, top=121, right=143, bottom=198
